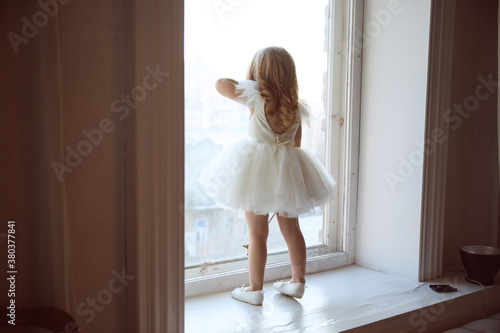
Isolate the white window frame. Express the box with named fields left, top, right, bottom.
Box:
left=184, top=0, right=363, bottom=298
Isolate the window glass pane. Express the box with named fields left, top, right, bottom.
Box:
left=185, top=0, right=330, bottom=271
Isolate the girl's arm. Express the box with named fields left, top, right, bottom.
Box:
left=215, top=78, right=255, bottom=118
left=215, top=78, right=239, bottom=100
left=294, top=124, right=302, bottom=148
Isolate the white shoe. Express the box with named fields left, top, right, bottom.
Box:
left=273, top=281, right=306, bottom=298
left=231, top=286, right=264, bottom=306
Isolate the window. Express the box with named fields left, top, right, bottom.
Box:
left=184, top=0, right=360, bottom=296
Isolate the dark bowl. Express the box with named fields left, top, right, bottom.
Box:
left=460, top=245, right=500, bottom=286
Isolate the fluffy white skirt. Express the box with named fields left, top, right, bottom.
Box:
left=198, top=140, right=337, bottom=218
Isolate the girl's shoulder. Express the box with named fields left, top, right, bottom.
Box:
left=235, top=80, right=259, bottom=94
left=235, top=80, right=261, bottom=108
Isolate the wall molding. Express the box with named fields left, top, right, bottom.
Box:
left=125, top=0, right=184, bottom=332
left=419, top=0, right=456, bottom=281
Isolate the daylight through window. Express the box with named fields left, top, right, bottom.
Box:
left=184, top=0, right=338, bottom=279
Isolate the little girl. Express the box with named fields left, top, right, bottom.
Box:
left=198, top=46, right=336, bottom=305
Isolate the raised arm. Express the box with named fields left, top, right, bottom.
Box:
left=215, top=78, right=239, bottom=100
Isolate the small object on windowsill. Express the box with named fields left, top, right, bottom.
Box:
left=429, top=284, right=457, bottom=293
left=243, top=244, right=249, bottom=256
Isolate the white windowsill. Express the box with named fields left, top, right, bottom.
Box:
left=184, top=264, right=500, bottom=333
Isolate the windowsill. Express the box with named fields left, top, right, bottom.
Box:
left=184, top=264, right=500, bottom=332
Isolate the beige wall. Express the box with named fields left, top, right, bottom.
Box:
left=443, top=0, right=499, bottom=266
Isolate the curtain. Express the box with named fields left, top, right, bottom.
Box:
left=0, top=1, right=127, bottom=331
left=0, top=1, right=75, bottom=311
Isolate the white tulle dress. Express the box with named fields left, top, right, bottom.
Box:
left=198, top=80, right=337, bottom=218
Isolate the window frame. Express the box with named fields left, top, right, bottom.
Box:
left=184, top=0, right=363, bottom=298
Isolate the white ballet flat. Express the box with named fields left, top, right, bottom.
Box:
left=231, top=286, right=264, bottom=306
left=273, top=280, right=306, bottom=299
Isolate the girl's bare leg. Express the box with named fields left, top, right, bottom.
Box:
left=277, top=215, right=306, bottom=284
left=245, top=212, right=269, bottom=291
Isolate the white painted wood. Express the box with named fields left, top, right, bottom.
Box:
left=125, top=0, right=184, bottom=332
left=342, top=0, right=364, bottom=264
left=324, top=0, right=363, bottom=259
left=419, top=0, right=456, bottom=282
left=324, top=0, right=345, bottom=250
left=356, top=0, right=432, bottom=280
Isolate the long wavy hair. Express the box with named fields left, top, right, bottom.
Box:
left=246, top=47, right=300, bottom=132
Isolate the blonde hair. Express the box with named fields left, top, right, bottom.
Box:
left=247, top=47, right=300, bottom=132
